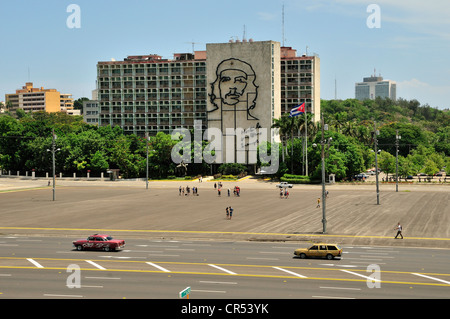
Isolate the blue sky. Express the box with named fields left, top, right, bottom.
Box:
left=1, top=0, right=449, bottom=109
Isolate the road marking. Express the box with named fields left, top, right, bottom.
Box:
left=43, top=294, right=83, bottom=298
left=85, top=260, right=106, bottom=270
left=85, top=276, right=121, bottom=280
left=246, top=257, right=279, bottom=261
left=312, top=295, right=355, bottom=299
left=0, top=274, right=11, bottom=277
left=208, top=264, right=237, bottom=275
left=146, top=262, right=171, bottom=273
left=199, top=281, right=238, bottom=285
left=273, top=267, right=307, bottom=278
left=27, top=258, right=44, bottom=268
left=412, top=273, right=450, bottom=285
left=340, top=269, right=381, bottom=282
left=191, top=289, right=226, bottom=294
left=320, top=286, right=361, bottom=291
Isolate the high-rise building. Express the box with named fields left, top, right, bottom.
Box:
left=5, top=82, right=75, bottom=114
left=96, top=40, right=321, bottom=137
left=355, top=74, right=396, bottom=101
left=97, top=52, right=207, bottom=136
left=280, top=47, right=320, bottom=118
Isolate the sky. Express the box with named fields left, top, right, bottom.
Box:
left=0, top=0, right=449, bottom=110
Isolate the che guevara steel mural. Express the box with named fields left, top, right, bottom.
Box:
left=208, top=58, right=260, bottom=132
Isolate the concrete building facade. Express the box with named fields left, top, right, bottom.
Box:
left=355, top=75, right=396, bottom=101
left=96, top=40, right=320, bottom=138
left=5, top=82, right=74, bottom=115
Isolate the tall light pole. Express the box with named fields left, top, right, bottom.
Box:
left=47, top=129, right=60, bottom=201
left=314, top=114, right=331, bottom=234
left=146, top=133, right=149, bottom=190
left=395, top=130, right=401, bottom=192
left=374, top=121, right=380, bottom=205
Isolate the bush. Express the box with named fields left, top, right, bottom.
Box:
left=281, top=174, right=311, bottom=184
left=218, top=163, right=248, bottom=175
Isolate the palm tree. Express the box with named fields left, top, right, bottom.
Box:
left=272, top=113, right=302, bottom=173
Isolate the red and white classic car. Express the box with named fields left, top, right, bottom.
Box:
left=73, top=234, right=125, bottom=252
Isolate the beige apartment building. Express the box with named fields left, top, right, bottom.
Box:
left=96, top=40, right=320, bottom=137
left=5, top=82, right=74, bottom=114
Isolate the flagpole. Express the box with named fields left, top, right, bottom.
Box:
left=305, top=106, right=308, bottom=176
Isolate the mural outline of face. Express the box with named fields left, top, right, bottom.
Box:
left=219, top=69, right=248, bottom=106
left=209, top=58, right=258, bottom=121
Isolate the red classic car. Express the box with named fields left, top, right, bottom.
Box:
left=73, top=234, right=125, bottom=252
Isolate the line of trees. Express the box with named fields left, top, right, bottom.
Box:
left=0, top=97, right=448, bottom=181
left=269, top=97, right=449, bottom=181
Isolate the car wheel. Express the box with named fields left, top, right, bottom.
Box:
left=104, top=246, right=110, bottom=252
left=76, top=245, right=83, bottom=251
left=326, top=254, right=334, bottom=260
left=299, top=253, right=306, bottom=259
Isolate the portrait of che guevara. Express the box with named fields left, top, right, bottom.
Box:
left=208, top=58, right=259, bottom=127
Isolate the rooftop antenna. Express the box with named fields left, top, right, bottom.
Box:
left=185, top=41, right=199, bottom=53
left=282, top=3, right=285, bottom=47
left=243, top=25, right=246, bottom=41
left=335, top=76, right=337, bottom=100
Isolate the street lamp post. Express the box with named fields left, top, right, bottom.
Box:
left=47, top=129, right=60, bottom=201
left=314, top=115, right=331, bottom=234
left=395, top=130, right=401, bottom=192
left=374, top=122, right=380, bottom=205
left=146, top=133, right=149, bottom=190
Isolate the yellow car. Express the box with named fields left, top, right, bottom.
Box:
left=294, top=243, right=342, bottom=260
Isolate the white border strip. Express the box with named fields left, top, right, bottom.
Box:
left=208, top=264, right=236, bottom=275
left=340, top=269, right=381, bottom=282
left=85, top=260, right=106, bottom=270
left=27, top=258, right=44, bottom=268
left=412, top=273, right=450, bottom=285
left=146, top=262, right=171, bottom=272
left=273, top=266, right=307, bottom=278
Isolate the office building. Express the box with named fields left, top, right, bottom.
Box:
left=355, top=74, right=396, bottom=101
left=5, top=82, right=75, bottom=114
left=96, top=40, right=320, bottom=138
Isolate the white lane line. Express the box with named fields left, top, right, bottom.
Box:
left=312, top=295, right=356, bottom=299
left=146, top=262, right=171, bottom=273
left=85, top=277, right=121, bottom=280
left=0, top=274, right=12, bottom=277
left=191, top=289, right=226, bottom=294
left=27, top=258, right=44, bottom=268
left=412, top=273, right=450, bottom=285
left=273, top=267, right=307, bottom=278
left=208, top=264, right=237, bottom=275
left=320, top=286, right=361, bottom=291
left=340, top=269, right=381, bottom=282
left=199, top=281, right=238, bottom=285
left=246, top=257, right=279, bottom=261
left=85, top=260, right=106, bottom=270
left=44, top=294, right=83, bottom=298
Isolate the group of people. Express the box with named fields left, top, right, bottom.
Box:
left=279, top=188, right=290, bottom=199
left=225, top=206, right=234, bottom=220
left=179, top=185, right=199, bottom=196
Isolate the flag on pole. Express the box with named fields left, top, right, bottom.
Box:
left=289, top=102, right=305, bottom=117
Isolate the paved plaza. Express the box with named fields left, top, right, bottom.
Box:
left=0, top=176, right=448, bottom=248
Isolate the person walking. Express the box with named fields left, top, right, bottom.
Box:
left=394, top=222, right=404, bottom=239
left=226, top=207, right=229, bottom=219
left=316, top=197, right=321, bottom=208
left=229, top=206, right=233, bottom=220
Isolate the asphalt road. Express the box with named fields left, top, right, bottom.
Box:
left=0, top=177, right=449, bottom=307
left=0, top=236, right=449, bottom=300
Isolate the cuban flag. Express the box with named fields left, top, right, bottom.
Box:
left=289, top=102, right=305, bottom=117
